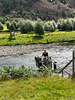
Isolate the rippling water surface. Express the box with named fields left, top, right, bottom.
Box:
left=0, top=43, right=75, bottom=71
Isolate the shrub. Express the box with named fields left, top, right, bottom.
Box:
left=13, top=21, right=19, bottom=30
left=70, top=18, right=75, bottom=30
left=20, top=20, right=34, bottom=34
left=10, top=23, right=15, bottom=31
left=44, top=20, right=57, bottom=32
left=0, top=66, right=53, bottom=79
left=51, top=20, right=57, bottom=30
left=44, top=21, right=51, bottom=31
left=0, top=22, right=4, bottom=30
left=57, top=19, right=66, bottom=31
left=6, top=21, right=11, bottom=29
left=2, top=0, right=12, bottom=13
left=35, top=20, right=44, bottom=35
left=0, top=17, right=5, bottom=24
left=65, top=18, right=74, bottom=31
left=62, top=11, right=66, bottom=17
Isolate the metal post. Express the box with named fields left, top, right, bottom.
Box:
left=72, top=51, right=74, bottom=77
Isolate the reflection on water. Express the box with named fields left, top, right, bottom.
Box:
left=0, top=43, right=75, bottom=70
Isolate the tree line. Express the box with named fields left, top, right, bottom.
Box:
left=0, top=18, right=75, bottom=35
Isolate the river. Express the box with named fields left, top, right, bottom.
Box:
left=0, top=42, right=75, bottom=73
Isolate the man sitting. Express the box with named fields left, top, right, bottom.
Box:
left=42, top=49, right=49, bottom=67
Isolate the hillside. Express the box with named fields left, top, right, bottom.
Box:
left=0, top=0, right=75, bottom=21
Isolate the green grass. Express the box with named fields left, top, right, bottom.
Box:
left=0, top=77, right=75, bottom=100
left=0, top=31, right=75, bottom=46
left=0, top=26, right=9, bottom=32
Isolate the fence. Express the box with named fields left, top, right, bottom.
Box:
left=59, top=51, right=75, bottom=78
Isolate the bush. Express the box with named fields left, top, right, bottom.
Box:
left=0, top=66, right=53, bottom=79
left=70, top=18, right=75, bottom=30
left=20, top=20, right=34, bottom=34
left=51, top=20, right=57, bottom=30
left=0, top=17, right=5, bottom=24
left=57, top=19, right=66, bottom=31
left=10, top=23, right=15, bottom=31
left=0, top=22, right=4, bottom=30
left=44, top=20, right=57, bottom=32
left=44, top=21, right=51, bottom=31
left=13, top=21, right=19, bottom=30
left=65, top=18, right=74, bottom=31
left=62, top=11, right=66, bottom=17
left=35, top=20, right=44, bottom=35
left=6, top=21, right=11, bottom=29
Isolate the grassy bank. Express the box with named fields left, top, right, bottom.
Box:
left=0, top=77, right=75, bottom=100
left=0, top=31, right=75, bottom=46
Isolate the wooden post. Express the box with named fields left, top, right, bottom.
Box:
left=72, top=51, right=75, bottom=78
left=62, top=70, right=63, bottom=77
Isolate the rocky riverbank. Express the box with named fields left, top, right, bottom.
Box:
left=0, top=42, right=74, bottom=57
left=0, top=44, right=51, bottom=57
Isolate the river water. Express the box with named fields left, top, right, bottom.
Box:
left=0, top=43, right=75, bottom=73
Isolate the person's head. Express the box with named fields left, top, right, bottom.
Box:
left=44, top=49, right=46, bottom=53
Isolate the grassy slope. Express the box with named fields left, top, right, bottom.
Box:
left=0, top=31, right=75, bottom=46
left=0, top=77, right=75, bottom=100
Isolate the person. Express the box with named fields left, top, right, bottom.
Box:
left=42, top=49, right=48, bottom=57
left=42, top=49, right=49, bottom=67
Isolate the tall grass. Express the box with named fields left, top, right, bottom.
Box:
left=0, top=31, right=75, bottom=46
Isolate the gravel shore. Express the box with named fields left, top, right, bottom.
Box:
left=0, top=44, right=56, bottom=57
left=0, top=42, right=73, bottom=57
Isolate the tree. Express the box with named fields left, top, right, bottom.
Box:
left=20, top=20, right=34, bottom=34
left=65, top=18, right=74, bottom=31
left=57, top=19, right=66, bottom=31
left=70, top=18, right=75, bottom=30
left=13, top=21, right=19, bottom=30
left=10, top=23, right=15, bottom=31
left=6, top=21, right=11, bottom=29
left=0, top=22, right=4, bottom=30
left=35, top=20, right=44, bottom=35
left=44, top=20, right=57, bottom=32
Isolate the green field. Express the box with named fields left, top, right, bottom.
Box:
left=0, top=77, right=75, bottom=100
left=0, top=30, right=75, bottom=46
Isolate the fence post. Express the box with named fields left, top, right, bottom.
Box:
left=72, top=51, right=75, bottom=78
left=62, top=71, right=63, bottom=77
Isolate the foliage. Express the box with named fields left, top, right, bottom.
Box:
left=0, top=22, right=4, bottom=30
left=65, top=18, right=74, bottom=31
left=62, top=11, right=66, bottom=17
left=59, top=0, right=66, bottom=4
left=9, top=23, right=15, bottom=31
left=0, top=17, right=5, bottom=24
left=44, top=20, right=57, bottom=32
left=2, top=0, right=39, bottom=14
left=6, top=21, right=11, bottom=29
left=57, top=19, right=66, bottom=31
left=2, top=0, right=12, bottom=13
left=20, top=20, right=34, bottom=34
left=6, top=21, right=19, bottom=31
left=35, top=20, right=44, bottom=35
left=13, top=21, right=19, bottom=30
left=57, top=18, right=75, bottom=31
left=71, top=18, right=75, bottom=30
left=0, top=66, right=53, bottom=79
